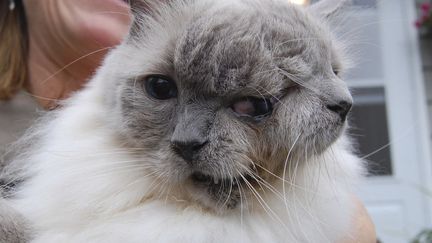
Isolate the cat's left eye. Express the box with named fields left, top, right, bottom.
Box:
left=231, top=97, right=273, bottom=121
left=144, top=75, right=177, bottom=100
left=333, top=68, right=339, bottom=76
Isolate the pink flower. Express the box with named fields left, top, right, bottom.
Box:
left=421, top=2, right=431, bottom=13
left=415, top=19, right=422, bottom=28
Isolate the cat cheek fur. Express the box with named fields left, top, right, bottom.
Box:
left=2, top=0, right=365, bottom=242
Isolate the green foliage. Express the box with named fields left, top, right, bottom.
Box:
left=412, top=229, right=432, bottom=243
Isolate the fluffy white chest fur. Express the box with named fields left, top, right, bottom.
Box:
left=6, top=0, right=364, bottom=242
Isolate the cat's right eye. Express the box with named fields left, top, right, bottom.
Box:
left=144, top=75, right=178, bottom=100
left=231, top=96, right=273, bottom=121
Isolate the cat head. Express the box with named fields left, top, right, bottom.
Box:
left=101, top=0, right=353, bottom=212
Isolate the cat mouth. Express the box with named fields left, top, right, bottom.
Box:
left=190, top=172, right=256, bottom=189
left=189, top=171, right=260, bottom=210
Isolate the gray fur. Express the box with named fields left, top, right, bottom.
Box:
left=0, top=199, right=31, bottom=243
left=112, top=0, right=353, bottom=209
left=0, top=115, right=50, bottom=242
left=1, top=157, right=31, bottom=242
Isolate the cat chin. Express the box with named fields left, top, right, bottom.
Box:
left=182, top=173, right=249, bottom=214
left=168, top=135, right=355, bottom=216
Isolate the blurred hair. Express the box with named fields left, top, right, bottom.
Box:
left=0, top=0, right=28, bottom=100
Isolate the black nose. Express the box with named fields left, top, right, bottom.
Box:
left=171, top=139, right=207, bottom=163
left=327, top=101, right=352, bottom=121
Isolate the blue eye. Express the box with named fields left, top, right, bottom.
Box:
left=144, top=75, right=177, bottom=100
left=231, top=97, right=273, bottom=120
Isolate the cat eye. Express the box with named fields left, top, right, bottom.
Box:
left=231, top=97, right=273, bottom=121
left=333, top=68, right=339, bottom=76
left=144, top=75, right=177, bottom=100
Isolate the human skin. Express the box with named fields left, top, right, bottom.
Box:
left=21, top=0, right=376, bottom=241
left=342, top=196, right=377, bottom=243
left=23, top=0, right=131, bottom=109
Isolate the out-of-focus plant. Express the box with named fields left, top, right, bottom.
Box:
left=416, top=2, right=432, bottom=36
left=412, top=229, right=432, bottom=243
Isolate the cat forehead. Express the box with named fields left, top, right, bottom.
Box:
left=124, top=0, right=334, bottom=96
left=171, top=2, right=332, bottom=95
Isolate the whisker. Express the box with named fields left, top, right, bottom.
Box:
left=282, top=133, right=302, bottom=212
left=237, top=171, right=290, bottom=233
left=41, top=47, right=115, bottom=85
left=235, top=176, right=245, bottom=240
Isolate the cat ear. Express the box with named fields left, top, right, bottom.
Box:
left=127, top=0, right=169, bottom=40
left=128, top=0, right=159, bottom=16
left=308, top=0, right=352, bottom=20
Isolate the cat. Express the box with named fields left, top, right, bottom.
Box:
left=0, top=0, right=364, bottom=242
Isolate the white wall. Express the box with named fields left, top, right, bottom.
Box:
left=422, top=40, right=432, bottom=133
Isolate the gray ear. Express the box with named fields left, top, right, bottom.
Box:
left=128, top=0, right=160, bottom=16
left=127, top=0, right=154, bottom=39
left=127, top=0, right=169, bottom=40
left=308, top=0, right=352, bottom=20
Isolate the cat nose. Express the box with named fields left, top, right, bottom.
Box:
left=327, top=100, right=352, bottom=121
left=171, top=139, right=208, bottom=162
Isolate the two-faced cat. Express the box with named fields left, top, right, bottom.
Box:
left=1, top=0, right=364, bottom=242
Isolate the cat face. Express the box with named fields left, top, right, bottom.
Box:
left=106, top=0, right=352, bottom=212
